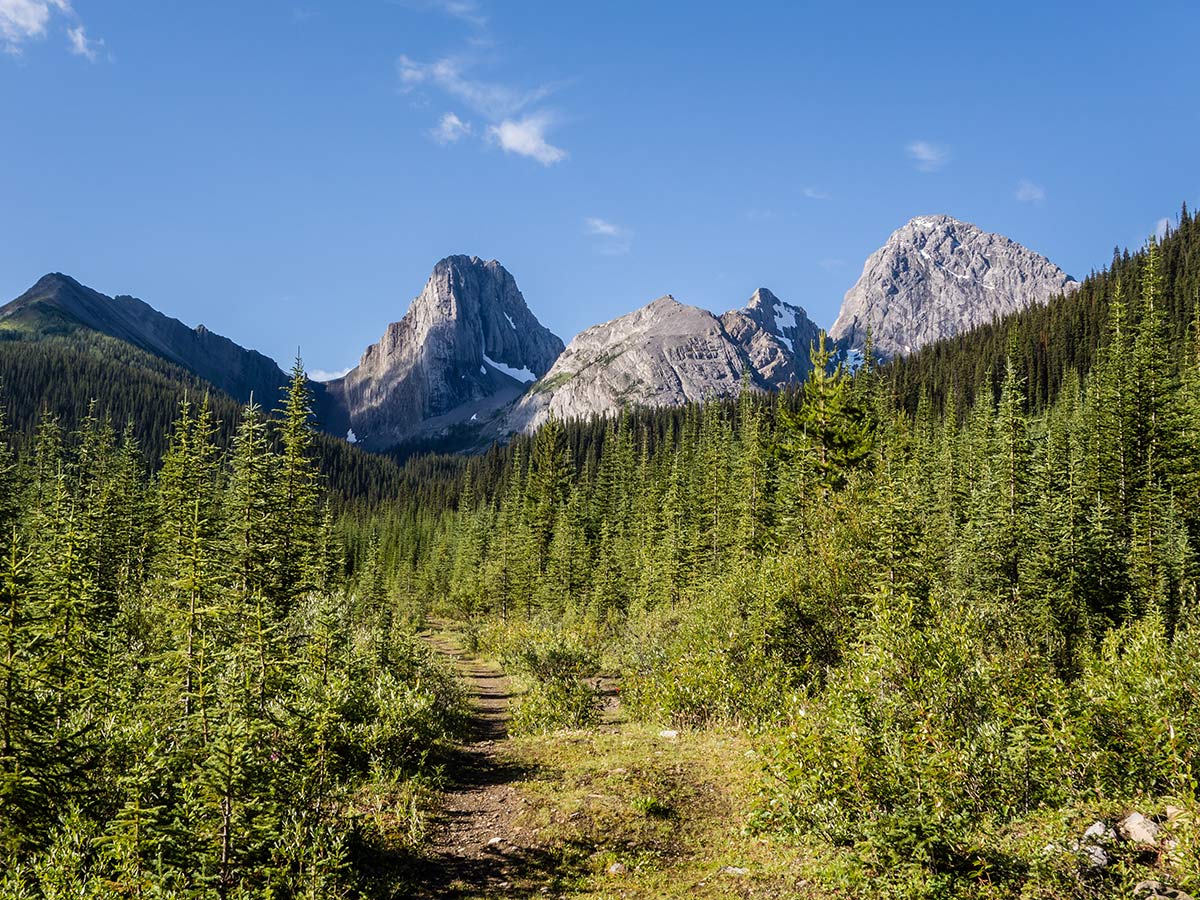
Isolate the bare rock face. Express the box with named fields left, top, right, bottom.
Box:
left=326, top=256, right=564, bottom=449
left=829, top=215, right=1077, bottom=359
left=505, top=291, right=821, bottom=434
left=721, top=288, right=822, bottom=385
left=506, top=296, right=756, bottom=432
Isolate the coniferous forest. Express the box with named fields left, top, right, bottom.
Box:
left=6, top=216, right=1200, bottom=898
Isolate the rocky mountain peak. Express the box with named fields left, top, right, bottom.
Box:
left=504, top=286, right=824, bottom=435
left=745, top=287, right=781, bottom=309
left=829, top=215, right=1077, bottom=359
left=721, top=287, right=822, bottom=383
left=326, top=255, right=564, bottom=449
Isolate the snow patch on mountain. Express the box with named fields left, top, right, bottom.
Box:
left=484, top=353, right=536, bottom=383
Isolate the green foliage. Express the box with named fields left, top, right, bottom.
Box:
left=493, top=626, right=602, bottom=735
left=0, top=368, right=466, bottom=897
left=344, top=213, right=1200, bottom=897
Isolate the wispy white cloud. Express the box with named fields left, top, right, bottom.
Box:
left=309, top=367, right=352, bottom=382
left=584, top=217, right=623, bottom=238
left=66, top=22, right=101, bottom=60
left=393, top=0, right=487, bottom=27
left=397, top=54, right=550, bottom=119
left=430, top=111, right=471, bottom=144
left=819, top=258, right=846, bottom=271
left=1016, top=179, right=1046, bottom=204
left=907, top=140, right=950, bottom=173
left=584, top=217, right=632, bottom=254
left=397, top=39, right=567, bottom=167
left=1, top=0, right=72, bottom=52
left=1156, top=217, right=1171, bottom=241
left=438, top=0, right=486, bottom=26
left=488, top=114, right=566, bottom=166
left=802, top=186, right=830, bottom=200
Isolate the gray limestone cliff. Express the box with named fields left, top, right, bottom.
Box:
left=505, top=290, right=821, bottom=434
left=325, top=256, right=564, bottom=449
left=829, top=215, right=1077, bottom=359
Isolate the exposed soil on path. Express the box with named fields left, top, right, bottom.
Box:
left=414, top=623, right=558, bottom=898
left=409, top=623, right=796, bottom=899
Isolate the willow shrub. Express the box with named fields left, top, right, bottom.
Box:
left=491, top=624, right=602, bottom=735
left=756, top=589, right=1073, bottom=861
left=617, top=560, right=799, bottom=730
left=1073, top=611, right=1200, bottom=799
left=756, top=594, right=1200, bottom=893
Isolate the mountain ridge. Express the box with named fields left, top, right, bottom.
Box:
left=4, top=212, right=1077, bottom=452
left=504, top=290, right=822, bottom=434
left=1, top=272, right=299, bottom=409
left=323, top=255, right=565, bottom=450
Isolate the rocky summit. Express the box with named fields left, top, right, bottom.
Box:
left=720, top=287, right=822, bottom=385
left=829, top=215, right=1078, bottom=359
left=325, top=255, right=564, bottom=449
left=505, top=291, right=821, bottom=434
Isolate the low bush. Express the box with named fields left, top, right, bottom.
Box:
left=755, top=594, right=1200, bottom=897
left=491, top=625, right=603, bottom=735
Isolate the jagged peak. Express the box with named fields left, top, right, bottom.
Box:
left=831, top=213, right=1078, bottom=359
left=646, top=293, right=681, bottom=309
left=904, top=213, right=974, bottom=232
left=432, top=253, right=503, bottom=272
left=745, top=287, right=780, bottom=309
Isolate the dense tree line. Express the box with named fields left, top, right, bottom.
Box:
left=0, top=329, right=427, bottom=505
left=0, top=361, right=463, bottom=898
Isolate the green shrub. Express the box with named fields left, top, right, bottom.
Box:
left=756, top=589, right=1071, bottom=852
left=1073, top=612, right=1200, bottom=798
left=495, top=626, right=603, bottom=735
left=509, top=677, right=601, bottom=735
left=617, top=564, right=808, bottom=729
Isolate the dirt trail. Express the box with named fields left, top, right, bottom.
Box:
left=416, top=623, right=553, bottom=898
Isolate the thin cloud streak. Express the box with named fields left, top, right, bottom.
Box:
left=392, top=0, right=488, bottom=27
left=67, top=23, right=101, bottom=60
left=397, top=54, right=551, bottom=120
left=1016, top=179, right=1046, bottom=203
left=907, top=140, right=950, bottom=172
left=584, top=217, right=632, bottom=254
left=585, top=217, right=624, bottom=237
left=430, top=111, right=472, bottom=144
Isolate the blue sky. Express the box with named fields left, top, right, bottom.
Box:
left=1, top=1, right=1197, bottom=378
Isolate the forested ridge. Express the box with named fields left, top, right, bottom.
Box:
left=0, top=328, right=428, bottom=505
left=886, top=202, right=1200, bottom=416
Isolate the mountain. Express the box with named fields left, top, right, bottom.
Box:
left=0, top=273, right=409, bottom=500
left=505, top=290, right=820, bottom=434
left=829, top=215, right=1078, bottom=359
left=0, top=273, right=295, bottom=407
left=720, top=287, right=822, bottom=384
left=324, top=256, right=564, bottom=450
left=885, top=206, right=1200, bottom=416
